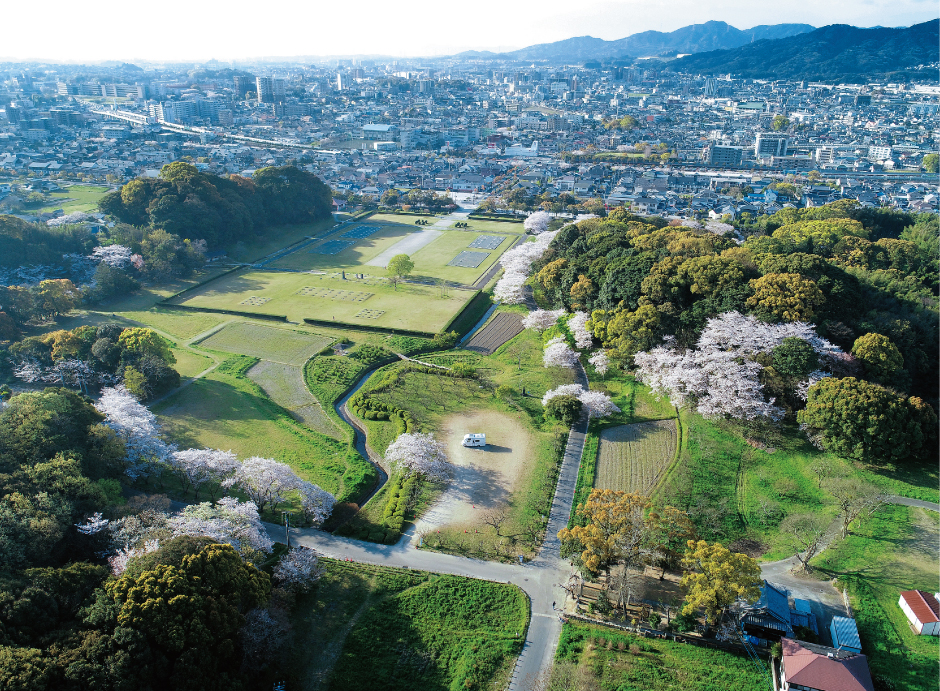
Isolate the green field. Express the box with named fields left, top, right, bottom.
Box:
left=35, top=184, right=111, bottom=214
left=445, top=218, right=526, bottom=234
left=554, top=621, right=768, bottom=691
left=812, top=505, right=939, bottom=691
left=120, top=308, right=227, bottom=340
left=196, top=322, right=333, bottom=365
left=153, top=356, right=375, bottom=504
left=171, top=269, right=477, bottom=334
left=170, top=347, right=214, bottom=378
left=270, top=218, right=517, bottom=284
left=286, top=560, right=528, bottom=691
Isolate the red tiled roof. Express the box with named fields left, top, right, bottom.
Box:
left=900, top=590, right=940, bottom=624
left=781, top=638, right=874, bottom=691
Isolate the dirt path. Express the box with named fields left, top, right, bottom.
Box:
left=411, top=409, right=532, bottom=535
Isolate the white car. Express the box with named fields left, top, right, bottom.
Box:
left=461, top=433, right=486, bottom=448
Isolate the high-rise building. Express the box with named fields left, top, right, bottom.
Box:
left=256, top=77, right=274, bottom=103
left=336, top=73, right=345, bottom=91
left=755, top=132, right=788, bottom=159
left=704, top=78, right=717, bottom=97
left=704, top=144, right=743, bottom=167
left=233, top=76, right=252, bottom=99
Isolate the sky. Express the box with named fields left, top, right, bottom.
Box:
left=3, top=0, right=937, bottom=62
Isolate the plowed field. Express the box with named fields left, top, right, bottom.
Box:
left=595, top=420, right=677, bottom=494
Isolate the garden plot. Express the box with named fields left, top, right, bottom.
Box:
left=463, top=312, right=523, bottom=355
left=595, top=420, right=677, bottom=494
left=341, top=224, right=383, bottom=239
left=196, top=322, right=332, bottom=365
left=297, top=286, right=373, bottom=302
left=247, top=359, right=340, bottom=439
left=414, top=410, right=533, bottom=532
left=312, top=239, right=357, bottom=255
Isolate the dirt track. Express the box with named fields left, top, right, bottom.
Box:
left=463, top=312, right=523, bottom=355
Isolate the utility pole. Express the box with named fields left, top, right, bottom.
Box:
left=282, top=511, right=290, bottom=549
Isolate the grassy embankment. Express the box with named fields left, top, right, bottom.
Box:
left=287, top=559, right=529, bottom=691
left=812, top=504, right=939, bottom=691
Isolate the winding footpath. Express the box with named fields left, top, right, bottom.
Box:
left=271, top=360, right=591, bottom=691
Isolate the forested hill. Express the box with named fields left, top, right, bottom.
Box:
left=671, top=19, right=940, bottom=82
left=530, top=203, right=939, bottom=408
left=99, top=162, right=333, bottom=248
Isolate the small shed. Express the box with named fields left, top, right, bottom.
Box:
left=830, top=616, right=862, bottom=653
left=898, top=590, right=940, bottom=636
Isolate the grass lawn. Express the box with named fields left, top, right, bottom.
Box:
left=812, top=504, right=939, bottom=691
left=196, top=321, right=333, bottom=365
left=286, top=559, right=528, bottom=691
left=171, top=269, right=477, bottom=334
left=153, top=356, right=375, bottom=503
left=170, top=347, right=214, bottom=378
left=554, top=621, right=769, bottom=691
left=270, top=220, right=516, bottom=285
left=242, top=217, right=337, bottom=263
left=445, top=218, right=526, bottom=234
left=119, top=308, right=227, bottom=340
left=35, top=184, right=111, bottom=214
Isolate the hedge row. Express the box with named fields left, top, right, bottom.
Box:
left=382, top=473, right=420, bottom=534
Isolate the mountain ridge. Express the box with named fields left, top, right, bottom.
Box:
left=454, top=21, right=815, bottom=62
left=671, top=20, right=940, bottom=81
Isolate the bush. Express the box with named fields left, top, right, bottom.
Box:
left=545, top=394, right=583, bottom=427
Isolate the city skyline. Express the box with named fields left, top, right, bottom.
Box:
left=3, top=0, right=938, bottom=62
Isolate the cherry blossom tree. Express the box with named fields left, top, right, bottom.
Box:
left=542, top=383, right=586, bottom=406
left=385, top=432, right=452, bottom=481
left=522, top=308, right=565, bottom=332
left=96, top=385, right=173, bottom=481
left=168, top=497, right=273, bottom=558
left=588, top=350, right=611, bottom=377
left=223, top=457, right=300, bottom=513
left=523, top=210, right=551, bottom=234
left=91, top=244, right=134, bottom=268
left=579, top=390, right=621, bottom=419
left=542, top=384, right=619, bottom=419
left=493, top=230, right=560, bottom=304
left=168, top=448, right=239, bottom=500
left=108, top=539, right=160, bottom=576
left=568, top=311, right=593, bottom=349
left=543, top=336, right=579, bottom=369
left=296, top=480, right=336, bottom=526
left=273, top=546, right=323, bottom=593
left=75, top=512, right=109, bottom=535
left=633, top=312, right=845, bottom=421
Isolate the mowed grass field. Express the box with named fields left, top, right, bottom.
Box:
left=247, top=359, right=340, bottom=439
left=196, top=321, right=332, bottom=365
left=595, top=419, right=678, bottom=494
left=269, top=213, right=518, bottom=284
left=286, top=560, right=527, bottom=691
left=36, top=184, right=111, bottom=214
left=172, top=269, right=477, bottom=333
left=153, top=357, right=374, bottom=503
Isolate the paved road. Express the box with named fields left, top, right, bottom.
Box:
left=271, top=360, right=591, bottom=691
left=885, top=495, right=939, bottom=512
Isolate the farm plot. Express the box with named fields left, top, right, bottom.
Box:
left=595, top=420, right=677, bottom=494
left=463, top=312, right=523, bottom=355
left=247, top=359, right=340, bottom=439
left=196, top=322, right=332, bottom=365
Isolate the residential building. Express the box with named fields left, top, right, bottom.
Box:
left=829, top=617, right=862, bottom=654
left=755, top=132, right=788, bottom=159
left=779, top=638, right=874, bottom=691
left=704, top=144, right=744, bottom=167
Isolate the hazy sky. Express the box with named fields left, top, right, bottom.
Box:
left=4, top=0, right=937, bottom=62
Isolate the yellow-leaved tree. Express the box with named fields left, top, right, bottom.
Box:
left=680, top=540, right=762, bottom=624
left=558, top=489, right=651, bottom=573
left=746, top=272, right=825, bottom=322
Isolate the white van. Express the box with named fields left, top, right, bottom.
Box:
left=461, top=433, right=486, bottom=448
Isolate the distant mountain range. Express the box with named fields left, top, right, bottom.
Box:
left=672, top=20, right=940, bottom=81
left=455, top=21, right=815, bottom=62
